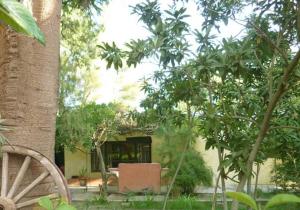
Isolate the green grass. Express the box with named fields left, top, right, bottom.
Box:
left=74, top=196, right=247, bottom=210
left=73, top=194, right=300, bottom=210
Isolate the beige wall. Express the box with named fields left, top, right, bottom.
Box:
left=64, top=135, right=275, bottom=185
left=64, top=148, right=103, bottom=179
left=65, top=148, right=88, bottom=179
left=195, top=137, right=275, bottom=186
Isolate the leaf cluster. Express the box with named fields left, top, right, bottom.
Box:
left=99, top=0, right=191, bottom=70
left=0, top=0, right=44, bottom=44
left=62, top=0, right=109, bottom=15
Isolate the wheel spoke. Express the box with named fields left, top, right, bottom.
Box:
left=13, top=171, right=49, bottom=203
left=7, top=156, right=31, bottom=199
left=1, top=145, right=71, bottom=206
left=16, top=193, right=58, bottom=208
left=1, top=152, right=9, bottom=197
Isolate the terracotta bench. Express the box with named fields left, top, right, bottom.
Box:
left=118, top=163, right=161, bottom=193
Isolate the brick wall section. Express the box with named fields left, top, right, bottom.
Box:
left=118, top=163, right=161, bottom=193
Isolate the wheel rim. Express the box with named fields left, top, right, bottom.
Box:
left=0, top=145, right=71, bottom=209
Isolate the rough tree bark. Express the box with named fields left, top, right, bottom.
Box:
left=0, top=0, right=61, bottom=159
left=0, top=0, right=61, bottom=208
left=97, top=146, right=108, bottom=196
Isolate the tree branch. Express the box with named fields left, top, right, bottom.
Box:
left=297, top=0, right=300, bottom=41
left=249, top=22, right=288, bottom=64
left=234, top=49, right=300, bottom=197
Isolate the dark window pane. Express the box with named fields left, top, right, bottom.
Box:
left=91, top=137, right=152, bottom=170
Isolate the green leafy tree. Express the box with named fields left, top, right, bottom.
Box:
left=100, top=1, right=300, bottom=210
left=56, top=102, right=122, bottom=195
left=192, top=2, right=300, bottom=206
left=56, top=103, right=119, bottom=150
left=268, top=88, right=300, bottom=190
left=56, top=0, right=110, bottom=196
left=59, top=7, right=102, bottom=110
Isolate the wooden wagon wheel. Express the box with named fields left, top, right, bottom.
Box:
left=0, top=145, right=71, bottom=210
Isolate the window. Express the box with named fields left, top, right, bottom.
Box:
left=91, top=136, right=152, bottom=171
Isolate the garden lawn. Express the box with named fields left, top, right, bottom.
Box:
left=74, top=199, right=300, bottom=210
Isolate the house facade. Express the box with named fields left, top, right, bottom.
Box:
left=63, top=133, right=275, bottom=188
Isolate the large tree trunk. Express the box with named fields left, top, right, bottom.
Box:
left=0, top=1, right=61, bottom=208
left=0, top=0, right=61, bottom=159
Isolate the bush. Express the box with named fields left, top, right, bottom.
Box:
left=156, top=124, right=212, bottom=195
left=167, top=149, right=213, bottom=195
left=272, top=159, right=300, bottom=191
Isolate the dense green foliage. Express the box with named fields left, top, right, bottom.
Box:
left=56, top=103, right=120, bottom=150
left=100, top=0, right=300, bottom=197
left=168, top=150, right=212, bottom=195
left=59, top=6, right=102, bottom=109
left=57, top=0, right=109, bottom=150
left=272, top=159, right=300, bottom=191
left=268, top=89, right=300, bottom=190
left=156, top=125, right=212, bottom=195
left=62, top=0, right=108, bottom=14
left=98, top=3, right=300, bottom=210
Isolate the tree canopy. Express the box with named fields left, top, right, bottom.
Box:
left=100, top=0, right=300, bottom=207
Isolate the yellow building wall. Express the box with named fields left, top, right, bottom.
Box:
left=64, top=148, right=88, bottom=179
left=195, top=137, right=274, bottom=185
left=64, top=148, right=103, bottom=179
left=65, top=133, right=157, bottom=179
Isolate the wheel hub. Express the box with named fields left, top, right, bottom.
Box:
left=0, top=197, right=16, bottom=210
